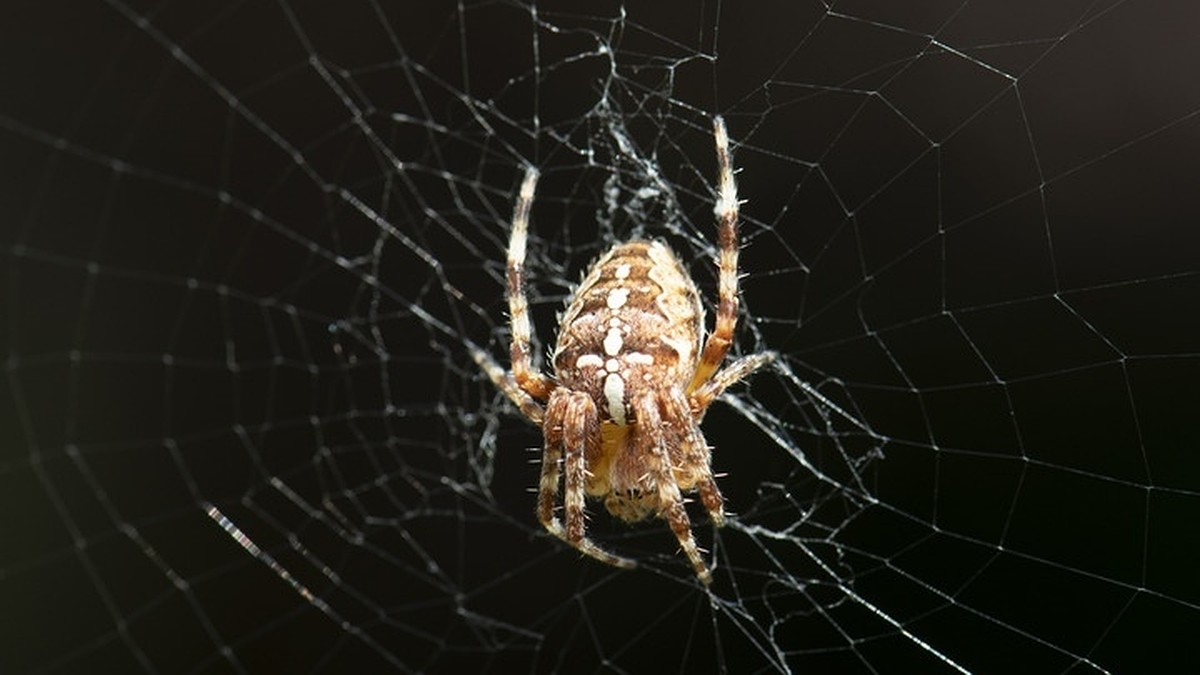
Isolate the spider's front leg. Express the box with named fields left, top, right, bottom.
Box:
left=634, top=392, right=712, bottom=585
left=544, top=389, right=636, bottom=570
left=538, top=390, right=570, bottom=534
left=662, top=388, right=726, bottom=528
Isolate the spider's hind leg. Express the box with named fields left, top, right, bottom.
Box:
left=507, top=167, right=555, bottom=401
left=688, top=116, right=742, bottom=394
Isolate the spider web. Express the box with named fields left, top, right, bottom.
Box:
left=4, top=1, right=1199, bottom=673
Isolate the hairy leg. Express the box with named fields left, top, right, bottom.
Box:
left=507, top=167, right=554, bottom=400
left=660, top=388, right=725, bottom=528
left=633, top=392, right=712, bottom=585
left=689, top=350, right=777, bottom=417
left=557, top=390, right=635, bottom=569
left=470, top=344, right=545, bottom=424
left=689, top=117, right=742, bottom=394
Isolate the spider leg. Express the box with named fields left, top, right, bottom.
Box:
left=538, top=390, right=568, bottom=533
left=689, top=350, right=777, bottom=418
left=688, top=116, right=741, bottom=395
left=508, top=166, right=555, bottom=401
left=469, top=345, right=545, bottom=424
left=553, top=390, right=636, bottom=570
left=634, top=392, right=712, bottom=585
left=661, top=388, right=725, bottom=528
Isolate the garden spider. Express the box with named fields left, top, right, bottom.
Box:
left=472, top=117, right=775, bottom=584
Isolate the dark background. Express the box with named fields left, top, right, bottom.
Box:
left=3, top=1, right=1199, bottom=673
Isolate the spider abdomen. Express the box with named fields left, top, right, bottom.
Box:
left=552, top=240, right=704, bottom=426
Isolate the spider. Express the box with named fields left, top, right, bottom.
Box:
left=471, top=117, right=775, bottom=585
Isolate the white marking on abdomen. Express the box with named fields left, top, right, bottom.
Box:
left=625, top=352, right=654, bottom=365
left=614, top=263, right=631, bottom=280
left=603, top=373, right=627, bottom=425
left=603, top=328, right=623, bottom=356
left=606, top=287, right=630, bottom=309
left=575, top=354, right=604, bottom=369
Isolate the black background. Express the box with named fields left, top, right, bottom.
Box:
left=3, top=1, right=1199, bottom=673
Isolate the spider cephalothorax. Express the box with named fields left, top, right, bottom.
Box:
left=472, top=117, right=774, bottom=584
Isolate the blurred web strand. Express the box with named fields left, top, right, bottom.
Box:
left=204, top=503, right=329, bottom=610
left=203, top=504, right=409, bottom=670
